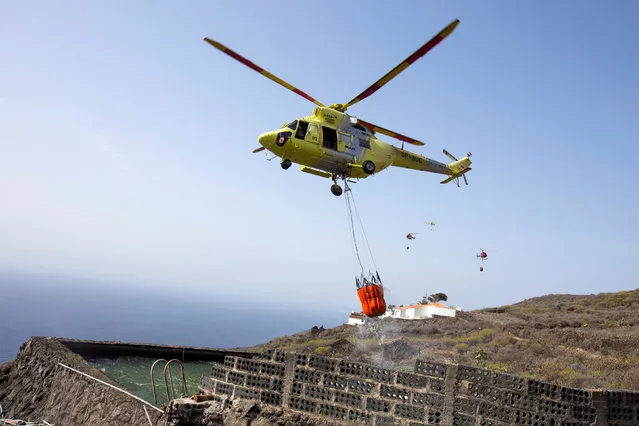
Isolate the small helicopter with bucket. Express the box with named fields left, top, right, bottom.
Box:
left=477, top=248, right=488, bottom=271
left=405, top=233, right=418, bottom=250
left=203, top=19, right=473, bottom=196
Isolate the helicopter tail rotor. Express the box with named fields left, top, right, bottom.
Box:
left=440, top=149, right=472, bottom=187
left=442, top=149, right=458, bottom=162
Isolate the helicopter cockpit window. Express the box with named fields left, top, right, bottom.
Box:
left=286, top=120, right=298, bottom=131
left=295, top=120, right=309, bottom=139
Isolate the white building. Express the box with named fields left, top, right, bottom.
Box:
left=379, top=308, right=394, bottom=318
left=391, top=303, right=457, bottom=320
left=346, top=312, right=366, bottom=325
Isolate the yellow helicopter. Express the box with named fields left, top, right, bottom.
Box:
left=204, top=19, right=472, bottom=196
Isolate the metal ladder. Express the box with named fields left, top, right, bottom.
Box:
left=150, top=358, right=188, bottom=404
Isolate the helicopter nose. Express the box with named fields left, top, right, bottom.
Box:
left=258, top=131, right=276, bottom=149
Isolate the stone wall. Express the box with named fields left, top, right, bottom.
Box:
left=0, top=337, right=101, bottom=422
left=43, top=363, right=165, bottom=425
left=0, top=336, right=259, bottom=425
left=198, top=349, right=639, bottom=425
left=0, top=337, right=164, bottom=425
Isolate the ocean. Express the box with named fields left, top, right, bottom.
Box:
left=0, top=271, right=344, bottom=364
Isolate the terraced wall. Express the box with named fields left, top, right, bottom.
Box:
left=198, top=349, right=639, bottom=425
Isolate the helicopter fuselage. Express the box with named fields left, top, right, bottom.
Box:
left=258, top=107, right=464, bottom=182
left=204, top=19, right=472, bottom=195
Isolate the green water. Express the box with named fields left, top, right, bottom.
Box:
left=88, top=357, right=214, bottom=405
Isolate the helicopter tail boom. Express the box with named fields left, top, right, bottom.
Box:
left=390, top=146, right=473, bottom=186
left=390, top=146, right=450, bottom=175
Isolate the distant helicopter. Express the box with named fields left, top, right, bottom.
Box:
left=203, top=19, right=473, bottom=196
left=477, top=248, right=487, bottom=271
left=406, top=233, right=418, bottom=250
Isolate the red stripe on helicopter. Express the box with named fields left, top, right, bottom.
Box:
left=404, top=19, right=459, bottom=65
left=356, top=84, right=383, bottom=102
left=293, top=88, right=319, bottom=104
left=220, top=47, right=265, bottom=74
left=405, top=35, right=444, bottom=64
left=393, top=134, right=417, bottom=144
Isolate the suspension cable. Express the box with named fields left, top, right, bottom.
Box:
left=347, top=185, right=378, bottom=273
left=345, top=187, right=364, bottom=276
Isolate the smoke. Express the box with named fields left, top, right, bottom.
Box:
left=353, top=317, right=405, bottom=368
left=352, top=316, right=444, bottom=370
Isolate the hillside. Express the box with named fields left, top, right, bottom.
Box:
left=246, top=289, right=639, bottom=390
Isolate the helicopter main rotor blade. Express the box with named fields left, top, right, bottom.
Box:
left=342, top=19, right=460, bottom=110
left=204, top=38, right=325, bottom=108
left=356, top=118, right=425, bottom=146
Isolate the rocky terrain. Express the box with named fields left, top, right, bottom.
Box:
left=164, top=397, right=343, bottom=426
left=2, top=289, right=638, bottom=425
left=245, top=289, right=639, bottom=390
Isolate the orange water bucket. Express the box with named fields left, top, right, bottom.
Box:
left=357, top=284, right=387, bottom=317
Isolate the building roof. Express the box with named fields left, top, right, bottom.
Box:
left=349, top=312, right=365, bottom=319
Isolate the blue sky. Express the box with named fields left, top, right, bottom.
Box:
left=1, top=1, right=638, bottom=316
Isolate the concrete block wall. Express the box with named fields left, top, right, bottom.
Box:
left=198, top=349, right=639, bottom=425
